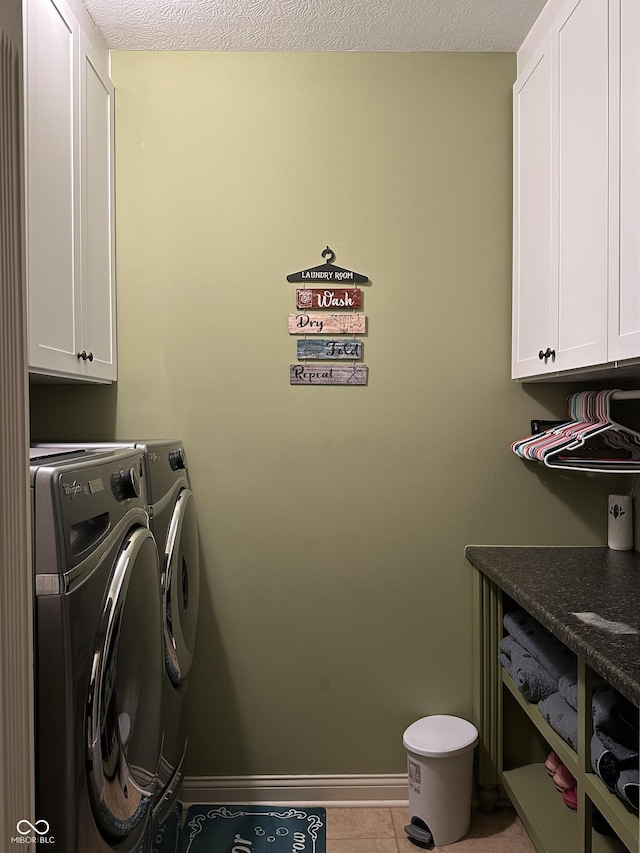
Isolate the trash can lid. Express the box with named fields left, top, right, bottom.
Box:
left=403, top=715, right=478, bottom=758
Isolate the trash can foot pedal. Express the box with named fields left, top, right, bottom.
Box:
left=404, top=822, right=434, bottom=849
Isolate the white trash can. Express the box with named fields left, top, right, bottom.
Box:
left=403, top=715, right=478, bottom=848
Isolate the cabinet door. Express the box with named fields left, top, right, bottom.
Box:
left=25, top=0, right=82, bottom=377
left=25, top=0, right=115, bottom=383
left=608, top=0, right=640, bottom=361
left=553, top=0, right=609, bottom=372
left=512, top=40, right=555, bottom=380
left=80, top=32, right=116, bottom=381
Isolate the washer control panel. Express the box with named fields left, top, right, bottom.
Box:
left=111, top=467, right=142, bottom=501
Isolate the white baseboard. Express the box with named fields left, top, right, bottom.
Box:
left=181, top=774, right=410, bottom=808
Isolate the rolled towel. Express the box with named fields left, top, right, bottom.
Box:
left=591, top=732, right=619, bottom=792
left=558, top=671, right=606, bottom=711
left=616, top=768, right=639, bottom=811
left=592, top=687, right=639, bottom=762
left=499, top=636, right=558, bottom=702
left=504, top=610, right=577, bottom=682
left=591, top=733, right=639, bottom=812
left=558, top=673, right=638, bottom=763
left=538, top=692, right=578, bottom=751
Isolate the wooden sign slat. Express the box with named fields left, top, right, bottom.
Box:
left=289, top=313, right=367, bottom=335
left=290, top=364, right=368, bottom=385
left=297, top=339, right=363, bottom=360
left=296, top=288, right=362, bottom=310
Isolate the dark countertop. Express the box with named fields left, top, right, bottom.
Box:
left=465, top=545, right=640, bottom=707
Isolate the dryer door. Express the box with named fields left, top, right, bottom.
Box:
left=163, top=488, right=200, bottom=685
left=86, top=525, right=163, bottom=842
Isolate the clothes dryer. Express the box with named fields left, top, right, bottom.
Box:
left=30, top=447, right=164, bottom=853
left=134, top=440, right=200, bottom=821
left=35, top=440, right=200, bottom=820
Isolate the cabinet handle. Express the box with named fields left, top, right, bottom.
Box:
left=76, top=350, right=95, bottom=362
left=87, top=351, right=94, bottom=362
left=538, top=348, right=556, bottom=361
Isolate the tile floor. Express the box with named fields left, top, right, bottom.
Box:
left=325, top=806, right=536, bottom=852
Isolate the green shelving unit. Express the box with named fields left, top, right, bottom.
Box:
left=472, top=569, right=639, bottom=853
left=502, top=764, right=626, bottom=853
left=502, top=671, right=636, bottom=852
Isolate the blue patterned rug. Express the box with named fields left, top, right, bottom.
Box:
left=152, top=804, right=183, bottom=853
left=177, top=805, right=326, bottom=853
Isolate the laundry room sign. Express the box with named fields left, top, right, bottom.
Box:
left=288, top=313, right=367, bottom=335
left=296, top=288, right=362, bottom=310
left=296, top=340, right=362, bottom=360
left=287, top=249, right=368, bottom=284
left=286, top=247, right=369, bottom=385
left=290, top=364, right=368, bottom=385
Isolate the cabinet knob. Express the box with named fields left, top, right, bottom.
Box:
left=76, top=350, right=95, bottom=362
left=538, top=348, right=556, bottom=361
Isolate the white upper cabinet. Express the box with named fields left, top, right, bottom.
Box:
left=24, top=0, right=116, bottom=383
left=554, top=0, right=609, bottom=372
left=512, top=38, right=554, bottom=378
left=80, top=31, right=116, bottom=378
left=512, top=0, right=640, bottom=381
left=608, top=0, right=640, bottom=361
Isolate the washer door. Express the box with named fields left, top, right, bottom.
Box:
left=163, top=488, right=200, bottom=685
left=86, top=525, right=163, bottom=843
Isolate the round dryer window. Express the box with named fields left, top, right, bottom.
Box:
left=86, top=526, right=163, bottom=842
left=163, top=488, right=200, bottom=685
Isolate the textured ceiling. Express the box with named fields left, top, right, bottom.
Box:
left=81, top=0, right=547, bottom=51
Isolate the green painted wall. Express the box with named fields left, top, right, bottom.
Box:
left=30, top=51, right=625, bottom=777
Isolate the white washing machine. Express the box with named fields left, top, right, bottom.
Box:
left=36, top=440, right=200, bottom=821
left=30, top=447, right=164, bottom=852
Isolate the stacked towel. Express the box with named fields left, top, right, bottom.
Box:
left=591, top=734, right=639, bottom=809
left=592, top=685, right=639, bottom=761
left=499, top=636, right=558, bottom=702
left=503, top=610, right=577, bottom=682
left=560, top=672, right=638, bottom=754
left=592, top=685, right=639, bottom=810
left=539, top=675, right=639, bottom=811
left=617, top=768, right=639, bottom=811
left=499, top=609, right=639, bottom=812
left=498, top=609, right=576, bottom=703
left=558, top=671, right=606, bottom=710
left=539, top=692, right=578, bottom=751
